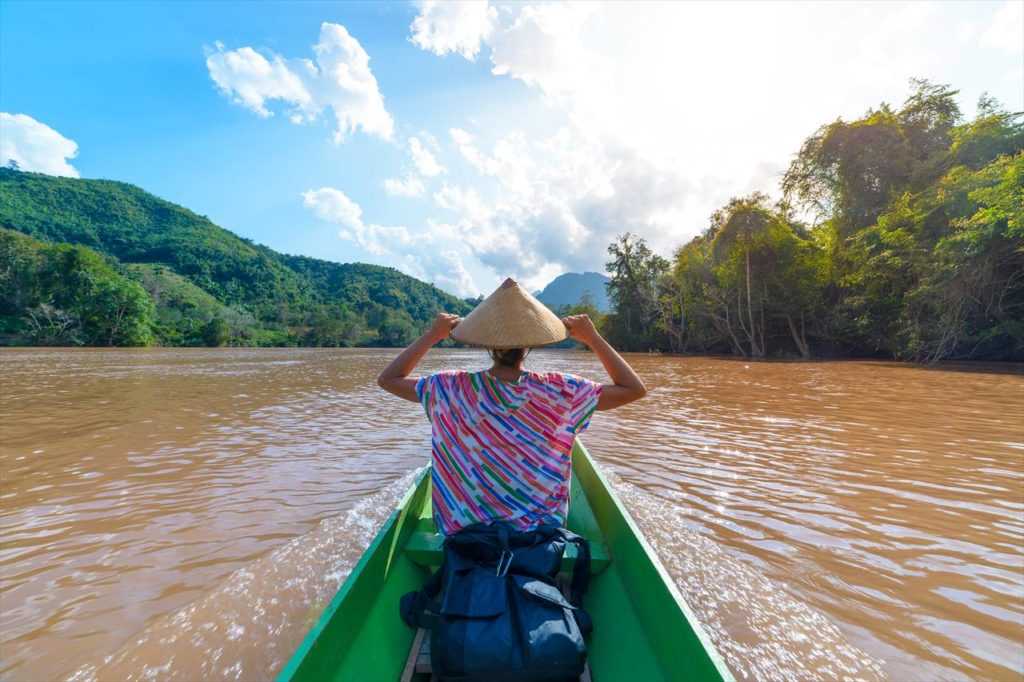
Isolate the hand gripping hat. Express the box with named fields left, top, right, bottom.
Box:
left=451, top=277, right=568, bottom=349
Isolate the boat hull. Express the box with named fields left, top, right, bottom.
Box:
left=278, top=441, right=733, bottom=681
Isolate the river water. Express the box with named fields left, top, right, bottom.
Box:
left=0, top=348, right=1021, bottom=681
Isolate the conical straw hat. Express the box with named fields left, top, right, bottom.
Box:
left=451, top=278, right=568, bottom=349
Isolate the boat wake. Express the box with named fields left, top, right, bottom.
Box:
left=611, top=474, right=886, bottom=682
left=69, top=468, right=424, bottom=682
left=68, top=463, right=883, bottom=682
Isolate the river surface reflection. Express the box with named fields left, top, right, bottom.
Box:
left=1, top=348, right=1021, bottom=681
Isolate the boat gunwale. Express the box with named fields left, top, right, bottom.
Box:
left=276, top=467, right=430, bottom=682
left=572, top=440, right=735, bottom=681
left=278, top=444, right=735, bottom=681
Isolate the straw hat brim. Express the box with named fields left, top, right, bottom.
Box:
left=451, top=279, right=568, bottom=349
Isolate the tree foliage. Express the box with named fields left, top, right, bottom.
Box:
left=0, top=228, right=155, bottom=346
left=603, top=233, right=670, bottom=351
left=605, top=80, right=1022, bottom=362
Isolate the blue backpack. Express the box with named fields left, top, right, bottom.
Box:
left=400, top=522, right=593, bottom=681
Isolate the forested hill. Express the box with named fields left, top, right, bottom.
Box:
left=0, top=168, right=471, bottom=347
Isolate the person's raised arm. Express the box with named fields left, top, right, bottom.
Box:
left=562, top=314, right=647, bottom=411
left=377, top=313, right=461, bottom=403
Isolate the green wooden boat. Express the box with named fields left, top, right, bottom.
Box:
left=278, top=440, right=734, bottom=681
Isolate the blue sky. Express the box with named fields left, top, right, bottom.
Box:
left=2, top=1, right=1021, bottom=297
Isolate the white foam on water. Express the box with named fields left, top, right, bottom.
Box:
left=69, top=468, right=423, bottom=682
left=67, top=462, right=884, bottom=682
left=611, top=474, right=886, bottom=682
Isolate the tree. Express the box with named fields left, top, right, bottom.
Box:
left=87, top=276, right=155, bottom=346
left=202, top=317, right=230, bottom=347
left=778, top=81, right=1021, bottom=361
left=0, top=228, right=42, bottom=313
left=783, top=79, right=962, bottom=246
left=899, top=153, right=1024, bottom=361
left=665, top=194, right=826, bottom=359
left=948, top=96, right=1024, bottom=170
left=669, top=236, right=728, bottom=354
left=221, top=305, right=257, bottom=342
left=25, top=304, right=81, bottom=345
left=305, top=305, right=366, bottom=347
left=605, top=233, right=670, bottom=350
left=566, top=291, right=600, bottom=319
left=709, top=196, right=775, bottom=357
left=762, top=220, right=825, bottom=359
left=31, top=243, right=155, bottom=346
left=561, top=291, right=605, bottom=349
left=377, top=310, right=417, bottom=347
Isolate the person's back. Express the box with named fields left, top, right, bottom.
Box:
left=415, top=368, right=601, bottom=535
left=377, top=277, right=647, bottom=535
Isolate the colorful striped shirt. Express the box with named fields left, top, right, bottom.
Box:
left=415, top=370, right=603, bottom=536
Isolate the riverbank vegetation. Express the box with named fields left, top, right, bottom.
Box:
left=1, top=81, right=1019, bottom=361
left=598, top=81, right=1022, bottom=363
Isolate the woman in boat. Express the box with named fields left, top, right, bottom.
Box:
left=376, top=277, right=646, bottom=537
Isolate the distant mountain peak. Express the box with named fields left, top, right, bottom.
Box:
left=535, top=272, right=611, bottom=312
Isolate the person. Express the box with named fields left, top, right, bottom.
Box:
left=377, top=277, right=646, bottom=537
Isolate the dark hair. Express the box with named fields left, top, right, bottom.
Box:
left=488, top=347, right=528, bottom=368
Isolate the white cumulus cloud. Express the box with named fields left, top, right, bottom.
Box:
left=451, top=128, right=534, bottom=196
left=401, top=245, right=478, bottom=297
left=302, top=186, right=477, bottom=296
left=205, top=44, right=315, bottom=121
left=430, top=126, right=692, bottom=286
left=409, top=0, right=498, bottom=60
left=408, top=136, right=446, bottom=177
left=434, top=181, right=490, bottom=219
left=0, top=113, right=80, bottom=177
left=302, top=187, right=364, bottom=230
left=407, top=0, right=1023, bottom=296
left=383, top=175, right=427, bottom=197
left=487, top=2, right=602, bottom=98
left=380, top=136, right=445, bottom=199
left=207, top=23, right=393, bottom=143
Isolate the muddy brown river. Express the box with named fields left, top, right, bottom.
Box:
left=1, top=348, right=1021, bottom=681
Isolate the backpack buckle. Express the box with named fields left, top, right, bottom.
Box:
left=495, top=549, right=512, bottom=577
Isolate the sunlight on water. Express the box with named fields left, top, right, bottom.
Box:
left=2, top=348, right=1021, bottom=681
left=69, top=469, right=422, bottom=681
left=613, top=476, right=884, bottom=682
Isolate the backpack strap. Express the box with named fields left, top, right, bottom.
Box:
left=556, top=528, right=593, bottom=635
left=399, top=548, right=446, bottom=630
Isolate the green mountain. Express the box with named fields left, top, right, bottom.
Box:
left=0, top=168, right=471, bottom=347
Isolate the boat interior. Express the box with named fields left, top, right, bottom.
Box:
left=278, top=442, right=732, bottom=682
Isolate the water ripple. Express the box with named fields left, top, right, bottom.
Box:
left=1, top=349, right=1021, bottom=681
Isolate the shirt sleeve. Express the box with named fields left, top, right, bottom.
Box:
left=415, top=371, right=459, bottom=421
left=563, top=373, right=603, bottom=435
left=415, top=373, right=438, bottom=420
